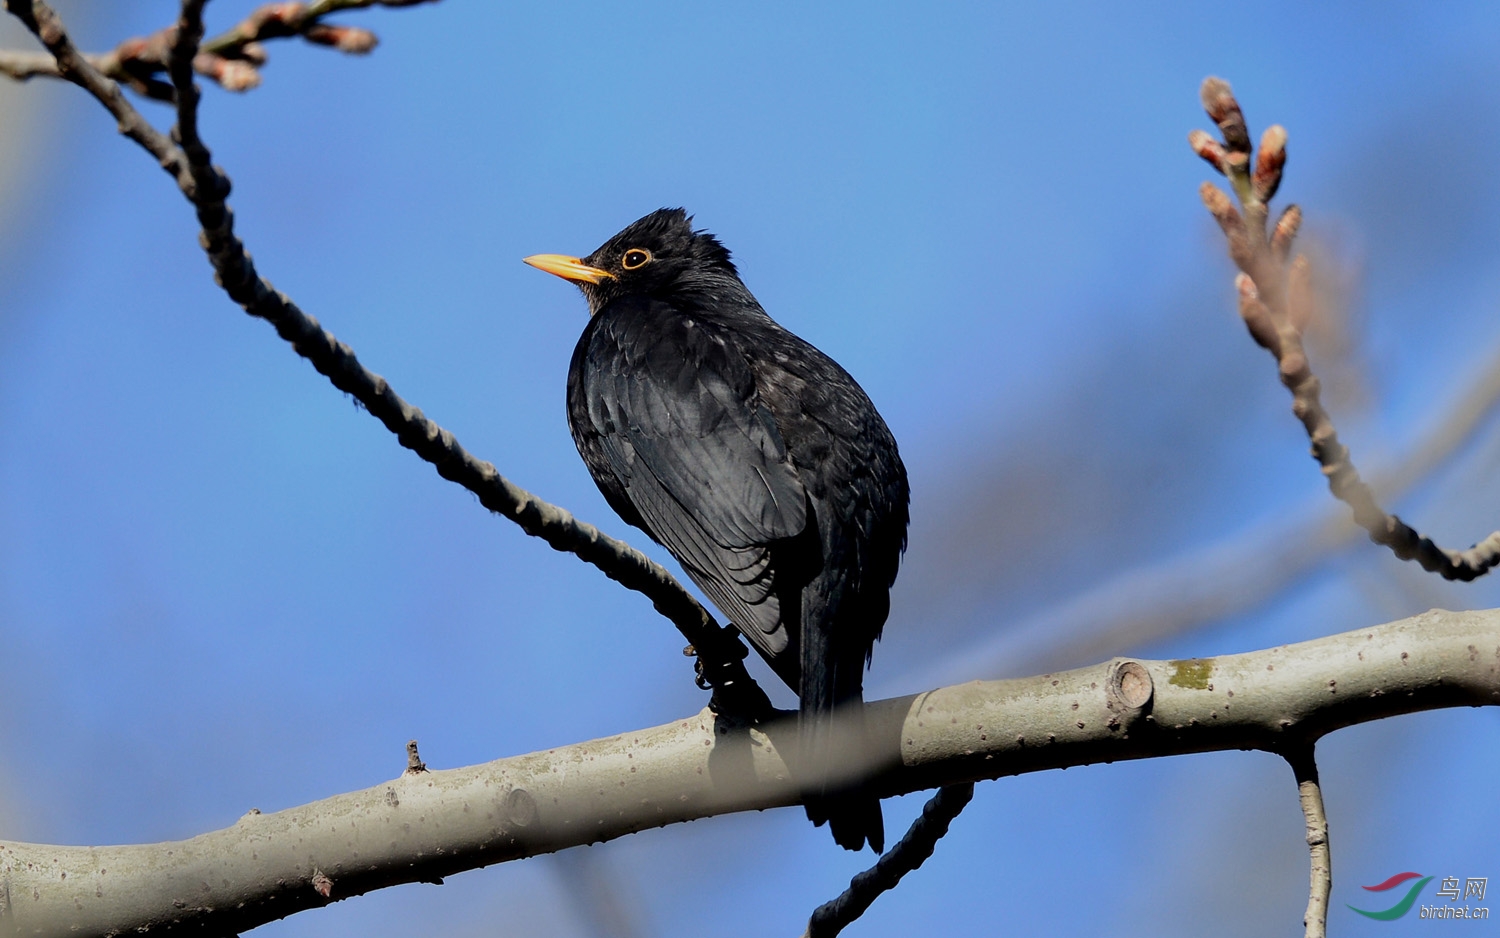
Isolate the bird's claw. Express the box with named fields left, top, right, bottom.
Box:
left=686, top=624, right=774, bottom=718
left=684, top=643, right=715, bottom=689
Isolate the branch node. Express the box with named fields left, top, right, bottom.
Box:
left=1106, top=660, right=1153, bottom=711
left=404, top=739, right=428, bottom=775
left=311, top=868, right=334, bottom=899
left=1236, top=272, right=1283, bottom=356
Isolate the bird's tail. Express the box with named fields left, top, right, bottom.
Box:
left=799, top=640, right=885, bottom=853
left=805, top=780, right=885, bottom=854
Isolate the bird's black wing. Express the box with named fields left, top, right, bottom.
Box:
left=568, top=297, right=809, bottom=663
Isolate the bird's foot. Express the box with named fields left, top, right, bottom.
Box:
left=692, top=653, right=714, bottom=691
left=683, top=643, right=716, bottom=690
left=691, top=624, right=774, bottom=721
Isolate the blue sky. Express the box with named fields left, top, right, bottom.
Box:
left=3, top=4, right=1500, bottom=936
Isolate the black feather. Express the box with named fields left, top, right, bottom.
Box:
left=558, top=209, right=909, bottom=852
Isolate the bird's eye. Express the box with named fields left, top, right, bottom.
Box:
left=621, top=248, right=652, bottom=270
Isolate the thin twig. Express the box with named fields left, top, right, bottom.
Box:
left=169, top=0, right=221, bottom=201
left=1284, top=745, right=1331, bottom=938
left=803, top=783, right=976, bottom=938
left=0, top=0, right=434, bottom=97
left=5, top=0, right=771, bottom=719
left=1192, top=76, right=1500, bottom=581
left=0, top=48, right=105, bottom=79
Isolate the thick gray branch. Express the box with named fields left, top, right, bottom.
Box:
left=2, top=608, right=1496, bottom=936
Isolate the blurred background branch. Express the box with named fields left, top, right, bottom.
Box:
left=903, top=332, right=1500, bottom=688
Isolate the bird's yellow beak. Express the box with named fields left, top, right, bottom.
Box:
left=523, top=254, right=614, bottom=285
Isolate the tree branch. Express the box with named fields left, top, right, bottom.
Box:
left=8, top=26, right=1495, bottom=935
left=1192, top=75, right=1500, bottom=581
left=804, top=783, right=976, bottom=938
left=2, top=608, right=1496, bottom=936
left=909, top=286, right=1500, bottom=691
left=1284, top=744, right=1331, bottom=938
left=2, top=0, right=772, bottom=719
left=0, top=0, right=434, bottom=97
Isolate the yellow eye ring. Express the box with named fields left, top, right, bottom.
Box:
left=622, top=248, right=652, bottom=270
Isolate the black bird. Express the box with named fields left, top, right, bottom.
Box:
left=525, top=209, right=909, bottom=852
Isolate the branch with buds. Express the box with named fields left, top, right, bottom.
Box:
left=1191, top=76, right=1500, bottom=581
left=1, top=0, right=775, bottom=722
left=0, top=0, right=434, bottom=97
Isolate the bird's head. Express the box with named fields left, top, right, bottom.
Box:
left=524, top=208, right=740, bottom=316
